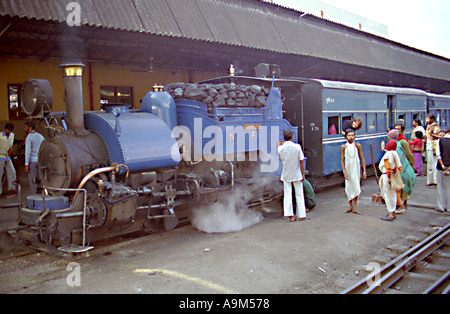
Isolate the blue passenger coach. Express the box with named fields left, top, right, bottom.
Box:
left=427, top=93, right=450, bottom=131
left=199, top=74, right=430, bottom=189
left=300, top=79, right=427, bottom=187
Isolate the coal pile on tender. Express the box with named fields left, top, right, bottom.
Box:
left=164, top=83, right=270, bottom=112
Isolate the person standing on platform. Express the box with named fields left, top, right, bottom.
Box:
left=341, top=129, right=366, bottom=215
left=278, top=129, right=308, bottom=222
left=436, top=128, right=450, bottom=212
left=426, top=113, right=444, bottom=186
left=394, top=123, right=414, bottom=166
left=0, top=123, right=17, bottom=197
left=410, top=119, right=425, bottom=142
left=24, top=121, right=44, bottom=194
left=379, top=140, right=403, bottom=221
left=387, top=129, right=417, bottom=212
left=409, top=130, right=424, bottom=176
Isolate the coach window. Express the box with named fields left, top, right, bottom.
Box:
left=342, top=115, right=352, bottom=133
left=442, top=110, right=447, bottom=126
left=100, top=86, right=133, bottom=107
left=377, top=113, right=386, bottom=132
left=359, top=114, right=367, bottom=133
left=327, top=116, right=339, bottom=135
left=367, top=113, right=376, bottom=133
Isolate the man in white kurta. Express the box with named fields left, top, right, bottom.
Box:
left=277, top=129, right=307, bottom=221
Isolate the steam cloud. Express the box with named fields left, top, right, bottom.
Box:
left=192, top=201, right=264, bottom=234
left=192, top=175, right=278, bottom=233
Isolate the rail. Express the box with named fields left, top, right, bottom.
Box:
left=342, top=223, right=450, bottom=294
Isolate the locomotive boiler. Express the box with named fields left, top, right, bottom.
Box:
left=15, top=63, right=297, bottom=253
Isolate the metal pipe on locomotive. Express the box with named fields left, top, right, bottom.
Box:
left=14, top=63, right=297, bottom=253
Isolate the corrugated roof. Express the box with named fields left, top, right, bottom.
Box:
left=219, top=0, right=287, bottom=51
left=92, top=0, right=144, bottom=32
left=165, top=0, right=214, bottom=41
left=133, top=0, right=182, bottom=37
left=195, top=0, right=243, bottom=45
left=0, top=0, right=449, bottom=82
left=0, top=0, right=53, bottom=21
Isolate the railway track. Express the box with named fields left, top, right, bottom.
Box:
left=342, top=222, right=450, bottom=294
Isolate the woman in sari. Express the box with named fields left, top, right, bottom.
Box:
left=387, top=129, right=417, bottom=211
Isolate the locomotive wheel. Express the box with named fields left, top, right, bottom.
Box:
left=86, top=194, right=108, bottom=228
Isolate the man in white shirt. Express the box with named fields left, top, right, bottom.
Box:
left=0, top=123, right=17, bottom=196
left=277, top=129, right=308, bottom=222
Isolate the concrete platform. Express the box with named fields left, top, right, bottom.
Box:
left=0, top=172, right=448, bottom=294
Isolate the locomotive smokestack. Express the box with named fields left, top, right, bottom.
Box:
left=60, top=63, right=89, bottom=136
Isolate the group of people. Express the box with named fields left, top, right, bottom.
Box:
left=277, top=114, right=450, bottom=223
left=0, top=121, right=44, bottom=198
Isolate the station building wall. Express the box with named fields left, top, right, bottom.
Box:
left=0, top=56, right=222, bottom=141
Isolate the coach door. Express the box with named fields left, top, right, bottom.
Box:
left=387, top=95, right=397, bottom=130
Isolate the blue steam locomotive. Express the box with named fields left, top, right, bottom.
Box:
left=14, top=63, right=297, bottom=253
left=14, top=63, right=450, bottom=253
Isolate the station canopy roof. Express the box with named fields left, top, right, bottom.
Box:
left=0, top=0, right=449, bottom=93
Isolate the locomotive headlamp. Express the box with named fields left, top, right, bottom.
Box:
left=60, top=63, right=84, bottom=77
left=21, top=79, right=54, bottom=117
